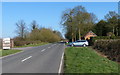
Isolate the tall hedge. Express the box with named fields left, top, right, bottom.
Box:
left=93, top=39, right=120, bottom=62
left=90, top=36, right=120, bottom=46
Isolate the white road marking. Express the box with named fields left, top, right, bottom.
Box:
left=48, top=47, right=51, bottom=48
left=58, top=52, right=64, bottom=73
left=41, top=49, right=46, bottom=52
left=21, top=56, right=32, bottom=62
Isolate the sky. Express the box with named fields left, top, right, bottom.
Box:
left=2, top=2, right=118, bottom=38
left=1, top=0, right=119, bottom=2
left=0, top=2, right=2, bottom=38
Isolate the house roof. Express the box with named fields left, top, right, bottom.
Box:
left=84, top=31, right=97, bottom=37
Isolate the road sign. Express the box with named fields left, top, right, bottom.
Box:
left=3, top=38, right=11, bottom=49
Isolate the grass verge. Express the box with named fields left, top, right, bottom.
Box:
left=0, top=49, right=22, bottom=57
left=64, top=47, right=119, bottom=73
left=14, top=42, right=48, bottom=48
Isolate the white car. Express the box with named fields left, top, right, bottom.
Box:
left=71, top=40, right=89, bottom=47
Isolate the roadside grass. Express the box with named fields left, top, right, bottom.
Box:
left=14, top=42, right=48, bottom=48
left=64, top=47, right=119, bottom=73
left=0, top=49, right=22, bottom=57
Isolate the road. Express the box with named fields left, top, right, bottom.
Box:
left=2, top=43, right=65, bottom=74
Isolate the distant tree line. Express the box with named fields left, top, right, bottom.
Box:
left=93, top=11, right=120, bottom=36
left=61, top=5, right=120, bottom=42
left=14, top=20, right=63, bottom=46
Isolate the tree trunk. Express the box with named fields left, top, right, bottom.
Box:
left=75, top=34, right=76, bottom=41
left=78, top=28, right=81, bottom=40
left=113, top=27, right=115, bottom=35
left=116, top=27, right=118, bottom=36
left=72, top=32, right=74, bottom=42
left=78, top=21, right=81, bottom=40
left=71, top=25, right=74, bottom=42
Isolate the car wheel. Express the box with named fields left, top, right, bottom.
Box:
left=83, top=44, right=86, bottom=47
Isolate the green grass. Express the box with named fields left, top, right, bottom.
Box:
left=14, top=42, right=48, bottom=48
left=64, top=47, right=119, bottom=73
left=0, top=49, right=22, bottom=57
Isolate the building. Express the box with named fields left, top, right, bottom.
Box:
left=84, top=31, right=97, bottom=40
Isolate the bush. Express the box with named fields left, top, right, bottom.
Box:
left=13, top=37, right=43, bottom=46
left=93, top=39, right=120, bottom=62
left=14, top=40, right=44, bottom=46
left=29, top=28, right=61, bottom=43
left=93, top=36, right=120, bottom=40
left=90, top=36, right=120, bottom=46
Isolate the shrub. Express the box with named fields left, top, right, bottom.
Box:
left=107, top=32, right=115, bottom=37
left=93, top=39, right=120, bottom=62
left=93, top=36, right=120, bottom=40
left=29, top=28, right=61, bottom=43
left=91, top=36, right=120, bottom=46
left=13, top=37, right=44, bottom=46
left=14, top=40, right=44, bottom=46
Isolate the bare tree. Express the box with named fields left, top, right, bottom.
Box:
left=31, top=20, right=39, bottom=30
left=16, top=20, right=26, bottom=38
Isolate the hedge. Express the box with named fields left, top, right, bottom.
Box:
left=14, top=40, right=43, bottom=46
left=93, top=36, right=120, bottom=41
left=93, top=39, right=120, bottom=62
left=89, top=36, right=120, bottom=46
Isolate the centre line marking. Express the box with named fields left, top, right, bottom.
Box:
left=48, top=47, right=51, bottom=48
left=21, top=56, right=32, bottom=62
left=41, top=49, right=46, bottom=52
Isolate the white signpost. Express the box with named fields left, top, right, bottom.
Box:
left=3, top=38, right=11, bottom=49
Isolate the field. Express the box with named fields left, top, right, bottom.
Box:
left=64, top=47, right=119, bottom=73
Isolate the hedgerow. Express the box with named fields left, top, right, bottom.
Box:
left=89, top=36, right=120, bottom=46
left=93, top=39, right=120, bottom=62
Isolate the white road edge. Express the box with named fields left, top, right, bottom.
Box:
left=58, top=52, right=64, bottom=74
